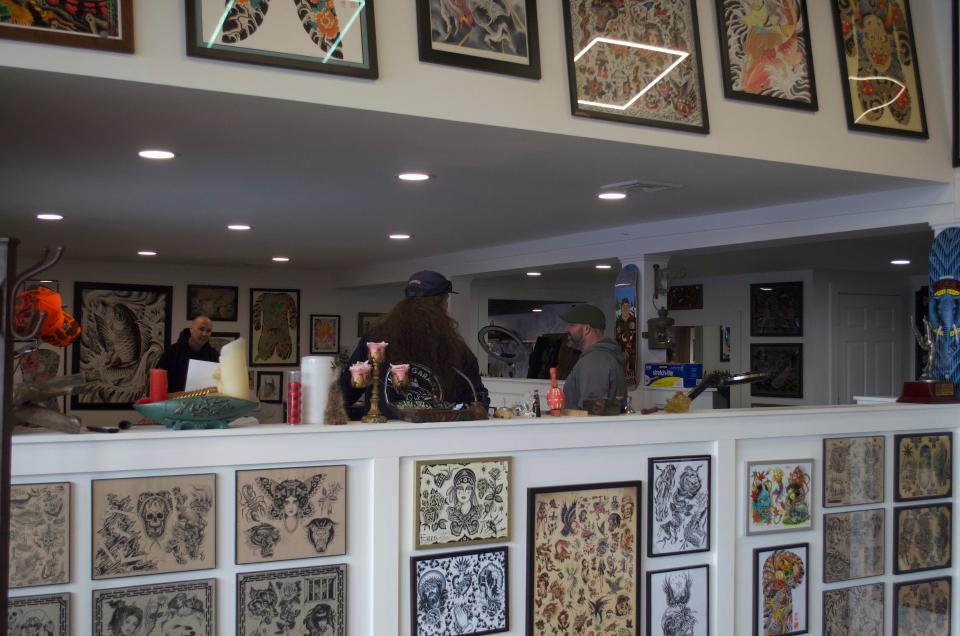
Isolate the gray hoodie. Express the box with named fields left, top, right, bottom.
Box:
left=562, top=338, right=627, bottom=409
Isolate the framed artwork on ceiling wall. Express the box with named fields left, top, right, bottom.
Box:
left=185, top=0, right=378, bottom=79
left=415, top=0, right=540, bottom=79
left=715, top=0, right=818, bottom=110
left=0, top=0, right=133, bottom=52
left=250, top=288, right=300, bottom=367
left=830, top=0, right=928, bottom=138
left=561, top=0, right=709, bottom=133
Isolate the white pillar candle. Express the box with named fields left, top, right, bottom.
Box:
left=302, top=355, right=335, bottom=424
left=218, top=338, right=249, bottom=400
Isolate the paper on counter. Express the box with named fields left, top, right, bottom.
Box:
left=185, top=359, right=220, bottom=392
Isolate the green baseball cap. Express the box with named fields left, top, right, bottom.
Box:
left=561, top=304, right=606, bottom=329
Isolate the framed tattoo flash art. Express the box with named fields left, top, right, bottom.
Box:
left=357, top=312, right=383, bottom=337
left=830, top=0, right=928, bottom=138
left=93, top=578, right=215, bottom=636
left=750, top=343, right=803, bottom=399
left=823, top=508, right=884, bottom=583
left=0, top=0, right=133, bottom=52
left=561, top=0, right=709, bottom=133
left=715, top=0, right=818, bottom=110
left=310, top=314, right=341, bottom=354
left=250, top=288, right=300, bottom=367
left=646, top=565, right=709, bottom=636
left=751, top=282, right=803, bottom=337
left=9, top=482, right=70, bottom=588
left=667, top=284, right=704, bottom=311
left=236, top=465, right=346, bottom=565
left=526, top=481, right=641, bottom=636
left=822, top=583, right=883, bottom=636
left=416, top=0, right=540, bottom=79
left=411, top=547, right=508, bottom=636
left=893, top=576, right=951, bottom=636
left=238, top=564, right=346, bottom=636
left=185, top=0, right=378, bottom=79
left=647, top=455, right=710, bottom=557
left=256, top=371, right=283, bottom=404
left=823, top=435, right=884, bottom=507
left=72, top=282, right=173, bottom=409
left=894, top=432, right=952, bottom=501
left=753, top=543, right=808, bottom=636
left=415, top=457, right=510, bottom=550
left=91, top=474, right=216, bottom=580
left=8, top=592, right=69, bottom=636
left=747, top=459, right=812, bottom=535
left=186, top=284, right=238, bottom=321
left=893, top=502, right=952, bottom=575
left=208, top=331, right=240, bottom=354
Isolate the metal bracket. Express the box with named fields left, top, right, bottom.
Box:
left=3, top=246, right=64, bottom=340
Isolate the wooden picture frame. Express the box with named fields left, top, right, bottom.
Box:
left=893, top=576, right=951, bottom=636
left=753, top=543, right=809, bottom=636
left=561, top=0, right=709, bottom=133
left=823, top=508, right=884, bottom=583
left=415, top=0, right=539, bottom=79
left=310, top=314, right=341, bottom=354
left=526, top=481, right=641, bottom=635
left=715, top=0, right=818, bottom=110
left=93, top=578, right=216, bottom=636
left=8, top=592, right=69, bottom=636
left=750, top=343, right=803, bottom=399
left=411, top=547, right=508, bottom=635
left=357, top=312, right=383, bottom=338
left=667, top=284, right=704, bottom=311
left=893, top=502, right=952, bottom=575
left=830, top=0, right=928, bottom=138
left=185, top=0, right=378, bottom=79
left=208, top=331, right=240, bottom=354
left=750, top=282, right=803, bottom=337
left=250, top=288, right=300, bottom=367
left=0, top=0, right=133, bottom=52
left=256, top=371, right=283, bottom=404
left=894, top=432, right=953, bottom=501
left=647, top=455, right=711, bottom=557
left=186, top=284, right=238, bottom=321
left=237, top=564, right=346, bottom=636
left=646, top=565, right=709, bottom=636
left=822, top=583, right=884, bottom=636
left=746, top=459, right=813, bottom=535
left=9, top=482, right=70, bottom=588
left=823, top=435, right=885, bottom=507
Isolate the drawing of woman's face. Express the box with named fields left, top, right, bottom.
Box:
left=284, top=496, right=299, bottom=518
left=455, top=482, right=473, bottom=505
left=121, top=614, right=141, bottom=635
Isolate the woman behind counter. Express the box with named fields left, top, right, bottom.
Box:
left=339, top=270, right=489, bottom=418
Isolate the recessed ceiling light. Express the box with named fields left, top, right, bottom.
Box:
left=595, top=264, right=613, bottom=270
left=598, top=191, right=627, bottom=200
left=36, top=213, right=63, bottom=221
left=38, top=280, right=54, bottom=284
left=227, top=224, right=251, bottom=231
left=389, top=233, right=411, bottom=240
left=891, top=259, right=911, bottom=265
left=138, top=149, right=175, bottom=160
left=398, top=173, right=430, bottom=181
left=272, top=256, right=290, bottom=262
left=759, top=287, right=773, bottom=291
left=138, top=250, right=157, bottom=257
left=526, top=272, right=542, bottom=277
left=532, top=308, right=543, bottom=313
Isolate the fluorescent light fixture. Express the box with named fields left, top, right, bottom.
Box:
left=272, top=256, right=290, bottom=262
left=850, top=75, right=906, bottom=123
left=398, top=173, right=430, bottom=181
left=760, top=287, right=773, bottom=291
left=389, top=233, right=411, bottom=240
left=138, top=149, right=176, bottom=160
left=532, top=308, right=543, bottom=313
left=526, top=272, right=542, bottom=277
left=891, top=259, right=911, bottom=265
left=36, top=213, right=63, bottom=221
left=227, top=224, right=251, bottom=231
left=598, top=191, right=627, bottom=200
left=38, top=280, right=54, bottom=284
left=137, top=250, right=157, bottom=256
left=595, top=264, right=613, bottom=270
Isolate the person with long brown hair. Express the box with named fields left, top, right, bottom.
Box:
left=339, top=271, right=489, bottom=418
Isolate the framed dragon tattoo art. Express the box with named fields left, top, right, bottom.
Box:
left=752, top=543, right=808, bottom=636
left=646, top=565, right=709, bottom=636
left=93, top=578, right=215, bottom=636
left=9, top=482, right=71, bottom=588
left=647, top=455, right=710, bottom=557
left=238, top=564, right=346, bottom=636
left=250, top=288, right=300, bottom=367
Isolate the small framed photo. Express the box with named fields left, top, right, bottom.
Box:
left=411, top=547, right=508, bottom=636
left=415, top=457, right=510, bottom=549
left=894, top=576, right=951, bottom=636
left=667, top=284, right=704, bottom=311
left=8, top=592, right=69, bottom=636
left=310, top=314, right=341, bottom=354
left=186, top=284, right=238, bottom=321
left=357, top=312, right=383, bottom=338
left=822, top=583, right=884, bottom=636
left=250, top=288, right=300, bottom=367
left=750, top=282, right=803, bottom=337
left=0, top=0, right=133, bottom=52
left=646, top=565, right=709, bottom=636
left=823, top=508, right=884, bottom=583
left=208, top=331, right=240, bottom=354
left=647, top=455, right=710, bottom=557
left=746, top=459, right=813, bottom=535
left=10, top=482, right=71, bottom=588
left=238, top=564, right=346, bottom=636
left=753, top=543, right=809, bottom=636
left=894, top=503, right=952, bottom=575
left=823, top=436, right=885, bottom=507
left=750, top=343, right=803, bottom=399
left=256, top=371, right=283, bottom=404
left=235, top=465, right=346, bottom=565
left=93, top=578, right=215, bottom=636
left=894, top=432, right=953, bottom=501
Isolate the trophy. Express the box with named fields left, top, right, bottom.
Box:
left=899, top=316, right=959, bottom=402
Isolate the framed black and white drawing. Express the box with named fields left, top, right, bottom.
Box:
left=250, top=288, right=300, bottom=367
left=71, top=282, right=172, bottom=409
left=823, top=508, right=884, bottom=583
left=647, top=455, right=710, bottom=557
left=186, top=284, right=238, bottom=321
left=894, top=576, right=951, bottom=636
left=411, top=546, right=508, bottom=636
left=238, top=564, right=346, bottom=636
left=822, top=583, right=883, bottom=636
left=93, top=578, right=215, bottom=636
left=8, top=592, right=69, bottom=636
left=894, top=432, right=953, bottom=501
left=646, top=565, right=709, bottom=636
left=750, top=343, right=803, bottom=399
left=823, top=435, right=884, bottom=507
left=752, top=543, right=809, bottom=636
left=893, top=503, right=952, bottom=575
left=256, top=371, right=283, bottom=404
left=10, top=482, right=70, bottom=588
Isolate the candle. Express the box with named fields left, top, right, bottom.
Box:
left=366, top=341, right=388, bottom=362
left=149, top=368, right=168, bottom=402
left=390, top=363, right=410, bottom=387
left=217, top=338, right=249, bottom=399
left=350, top=361, right=372, bottom=388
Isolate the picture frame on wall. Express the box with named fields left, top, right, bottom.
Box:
left=0, top=0, right=133, bottom=52
left=256, top=371, right=283, bottom=404
left=893, top=576, right=951, bottom=636
left=357, top=312, right=383, bottom=338
left=823, top=508, right=884, bottom=583
left=646, top=565, right=709, bottom=636
left=750, top=343, right=803, bottom=399
left=894, top=432, right=953, bottom=501
left=893, top=502, right=952, bottom=575
left=185, top=0, right=378, bottom=79
left=250, top=288, right=300, bottom=367
left=411, top=547, right=509, bottom=636
left=647, top=455, right=711, bottom=557
left=10, top=482, right=71, bottom=588
left=186, top=284, right=238, bottom=321
left=93, top=578, right=216, bottom=636
left=955, top=0, right=959, bottom=166
left=823, top=435, right=884, bottom=507
left=715, top=0, right=818, bottom=110
left=237, top=564, right=346, bottom=636
left=310, top=314, right=341, bottom=354
left=415, top=0, right=540, bottom=79
left=746, top=459, right=813, bottom=535
left=752, top=543, right=809, bottom=636
left=830, top=0, right=928, bottom=138
left=561, top=0, right=709, bottom=133
left=208, top=331, right=240, bottom=354
left=750, top=282, right=803, bottom=336
left=8, top=592, right=69, bottom=636
left=667, top=284, right=703, bottom=311
left=822, top=583, right=884, bottom=636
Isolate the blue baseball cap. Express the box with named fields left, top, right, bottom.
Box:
left=404, top=270, right=457, bottom=297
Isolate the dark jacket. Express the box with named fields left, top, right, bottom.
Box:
left=562, top=338, right=627, bottom=409
left=155, top=328, right=220, bottom=393
left=339, top=337, right=489, bottom=419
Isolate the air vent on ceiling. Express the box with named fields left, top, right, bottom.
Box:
left=600, top=179, right=683, bottom=194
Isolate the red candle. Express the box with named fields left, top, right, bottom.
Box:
left=149, top=368, right=169, bottom=402
left=287, top=369, right=302, bottom=425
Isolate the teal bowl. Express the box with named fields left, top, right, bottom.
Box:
left=133, top=396, right=259, bottom=430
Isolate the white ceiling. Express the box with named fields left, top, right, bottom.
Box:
left=0, top=66, right=937, bottom=274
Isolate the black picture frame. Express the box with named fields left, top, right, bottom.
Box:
left=667, top=284, right=703, bottom=310
left=715, top=0, right=818, bottom=111
left=750, top=281, right=803, bottom=337
left=356, top=312, right=383, bottom=338
left=894, top=432, right=953, bottom=502
left=185, top=0, right=378, bottom=79
left=646, top=564, right=710, bottom=636
left=208, top=331, right=241, bottom=354
left=8, top=592, right=69, bottom=634
left=822, top=583, right=884, bottom=636
left=237, top=564, right=346, bottom=635
left=0, top=0, right=133, bottom=53
left=256, top=371, right=283, bottom=404
left=410, top=546, right=509, bottom=636
left=954, top=0, right=959, bottom=166
left=93, top=578, right=216, bottom=635
left=186, top=284, right=238, bottom=321
left=829, top=0, right=929, bottom=138
left=249, top=288, right=300, bottom=367
left=415, top=0, right=540, bottom=79
left=893, top=502, right=952, bottom=575
left=647, top=455, right=711, bottom=557
left=310, top=314, right=341, bottom=355
left=822, top=435, right=885, bottom=507
left=750, top=343, right=803, bottom=399
left=822, top=508, right=885, bottom=583
left=752, top=543, right=809, bottom=636
left=893, top=576, right=951, bottom=636
left=561, top=0, right=709, bottom=134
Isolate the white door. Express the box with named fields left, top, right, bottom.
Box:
left=835, top=293, right=903, bottom=403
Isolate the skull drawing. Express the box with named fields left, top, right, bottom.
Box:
left=137, top=491, right=174, bottom=540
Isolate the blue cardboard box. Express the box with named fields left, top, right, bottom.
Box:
left=643, top=363, right=704, bottom=388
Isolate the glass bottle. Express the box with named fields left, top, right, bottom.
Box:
left=546, top=367, right=565, bottom=416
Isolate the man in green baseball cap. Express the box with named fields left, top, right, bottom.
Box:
left=560, top=303, right=627, bottom=410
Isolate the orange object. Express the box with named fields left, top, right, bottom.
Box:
left=14, top=286, right=80, bottom=346
left=547, top=367, right=565, bottom=416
